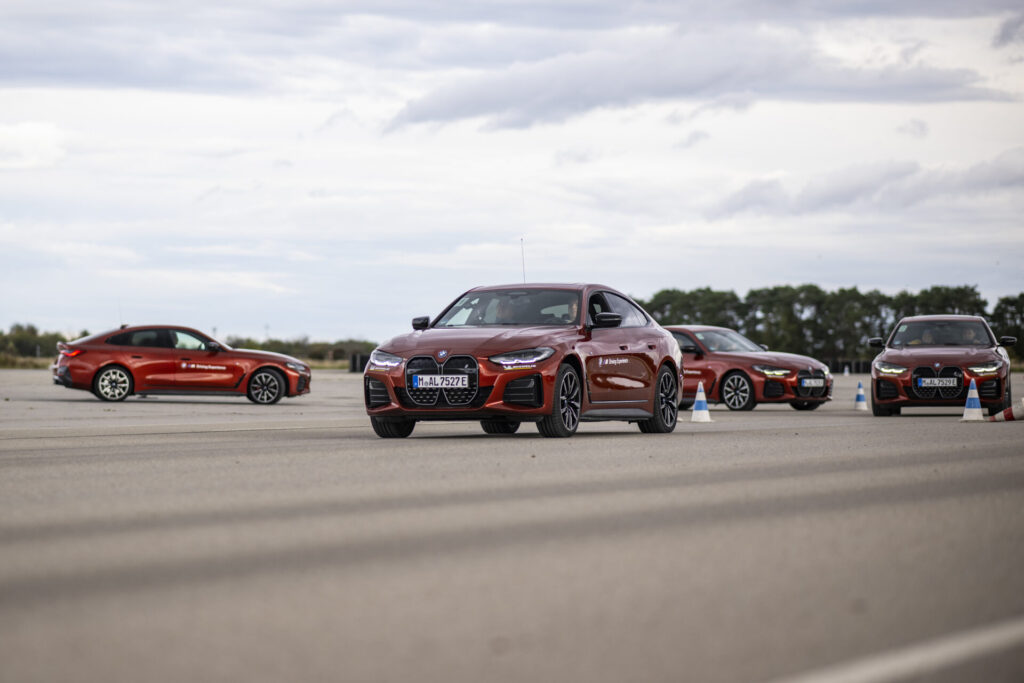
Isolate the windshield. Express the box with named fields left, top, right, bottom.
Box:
left=435, top=289, right=581, bottom=327
left=890, top=320, right=993, bottom=347
left=695, top=329, right=763, bottom=353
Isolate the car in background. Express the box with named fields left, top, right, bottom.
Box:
left=52, top=325, right=311, bottom=404
left=664, top=325, right=833, bottom=411
left=868, top=314, right=1015, bottom=416
left=363, top=283, right=682, bottom=438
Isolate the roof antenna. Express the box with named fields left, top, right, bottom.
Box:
left=521, top=237, right=526, bottom=283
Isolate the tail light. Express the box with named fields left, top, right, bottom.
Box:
left=60, top=348, right=84, bottom=358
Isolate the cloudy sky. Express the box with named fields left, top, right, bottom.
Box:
left=2, top=1, right=1023, bottom=344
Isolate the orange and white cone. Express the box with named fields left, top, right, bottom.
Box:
left=855, top=381, right=868, bottom=411
left=960, top=378, right=985, bottom=422
left=691, top=381, right=713, bottom=423
left=988, top=398, right=1024, bottom=423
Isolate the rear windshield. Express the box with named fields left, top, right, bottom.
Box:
left=889, top=320, right=993, bottom=347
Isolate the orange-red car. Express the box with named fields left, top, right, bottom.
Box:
left=868, top=314, right=1015, bottom=416
left=664, top=325, right=833, bottom=411
left=363, top=283, right=683, bottom=438
left=52, top=325, right=311, bottom=404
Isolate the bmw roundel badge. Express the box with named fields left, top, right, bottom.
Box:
left=438, top=350, right=449, bottom=359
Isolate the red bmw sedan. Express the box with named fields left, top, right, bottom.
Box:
left=52, top=325, right=311, bottom=404
left=363, top=284, right=683, bottom=438
left=664, top=325, right=833, bottom=411
left=868, top=315, right=1015, bottom=416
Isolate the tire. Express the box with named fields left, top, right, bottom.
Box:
left=989, top=378, right=1012, bottom=417
left=790, top=401, right=822, bottom=411
left=247, top=368, right=285, bottom=404
left=93, top=365, right=133, bottom=402
left=639, top=365, right=679, bottom=433
left=370, top=416, right=415, bottom=438
left=481, top=420, right=520, bottom=435
left=721, top=372, right=755, bottom=411
left=537, top=363, right=581, bottom=438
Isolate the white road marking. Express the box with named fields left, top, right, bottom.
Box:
left=767, top=614, right=1024, bottom=683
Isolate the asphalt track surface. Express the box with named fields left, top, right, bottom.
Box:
left=1, top=369, right=1023, bottom=683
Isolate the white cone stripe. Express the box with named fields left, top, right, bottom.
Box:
left=960, top=378, right=985, bottom=422
left=691, top=381, right=713, bottom=423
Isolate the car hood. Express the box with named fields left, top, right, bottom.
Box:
left=381, top=326, right=580, bottom=357
left=875, top=346, right=1002, bottom=366
left=231, top=348, right=306, bottom=366
left=713, top=350, right=830, bottom=371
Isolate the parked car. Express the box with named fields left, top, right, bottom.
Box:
left=52, top=325, right=311, bottom=404
left=363, top=283, right=682, bottom=438
left=869, top=314, right=1014, bottom=416
left=663, top=325, right=833, bottom=411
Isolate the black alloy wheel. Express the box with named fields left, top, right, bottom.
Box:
left=639, top=365, right=679, bottom=433
left=93, top=365, right=133, bottom=402
left=537, top=364, right=581, bottom=438
left=721, top=372, right=755, bottom=411
left=370, top=416, right=416, bottom=438
left=480, top=420, right=521, bottom=435
left=247, top=368, right=285, bottom=404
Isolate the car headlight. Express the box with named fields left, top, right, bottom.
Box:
left=489, top=347, right=555, bottom=368
left=752, top=364, right=792, bottom=377
left=368, top=349, right=403, bottom=369
left=285, top=361, right=309, bottom=373
left=874, top=361, right=907, bottom=375
left=967, top=361, right=1002, bottom=375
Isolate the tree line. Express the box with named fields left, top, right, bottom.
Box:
left=638, top=285, right=1023, bottom=364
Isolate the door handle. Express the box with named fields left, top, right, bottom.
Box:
left=179, top=357, right=191, bottom=361
left=131, top=355, right=143, bottom=359
left=619, top=345, right=628, bottom=350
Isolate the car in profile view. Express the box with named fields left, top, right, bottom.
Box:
left=52, top=325, right=311, bottom=404
left=663, top=325, right=833, bottom=411
left=869, top=314, right=1015, bottom=416
left=363, top=283, right=682, bottom=438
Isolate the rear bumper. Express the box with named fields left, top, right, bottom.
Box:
left=52, top=364, right=73, bottom=387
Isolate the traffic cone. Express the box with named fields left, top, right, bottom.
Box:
left=960, top=379, right=984, bottom=422
left=691, top=381, right=713, bottom=423
left=843, top=365, right=850, bottom=376
left=855, top=381, right=868, bottom=411
left=988, top=398, right=1024, bottom=423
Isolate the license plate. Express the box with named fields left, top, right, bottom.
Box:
left=918, top=377, right=958, bottom=388
left=412, top=374, right=468, bottom=389
left=800, top=378, right=825, bottom=388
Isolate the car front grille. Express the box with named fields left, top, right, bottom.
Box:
left=404, top=355, right=479, bottom=406
left=909, top=366, right=965, bottom=400
left=794, top=370, right=827, bottom=398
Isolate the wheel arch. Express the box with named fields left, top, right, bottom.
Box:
left=251, top=364, right=290, bottom=395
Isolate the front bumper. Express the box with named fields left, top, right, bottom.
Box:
left=757, top=373, right=834, bottom=402
left=872, top=369, right=1007, bottom=407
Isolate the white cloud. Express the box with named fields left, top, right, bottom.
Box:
left=0, top=123, right=65, bottom=169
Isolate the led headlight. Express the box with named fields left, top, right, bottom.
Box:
left=967, top=361, right=1002, bottom=375
left=752, top=364, right=792, bottom=377
left=368, top=349, right=403, bottom=369
left=874, top=361, right=907, bottom=375
left=286, top=361, right=310, bottom=373
left=489, top=347, right=555, bottom=368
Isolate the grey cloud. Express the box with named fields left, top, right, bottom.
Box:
left=389, top=30, right=1010, bottom=130
left=897, top=119, right=929, bottom=138
left=993, top=14, right=1024, bottom=47
left=709, top=148, right=1024, bottom=218
left=675, top=131, right=710, bottom=149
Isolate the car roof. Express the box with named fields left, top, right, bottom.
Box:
left=466, top=283, right=594, bottom=291
left=897, top=314, right=988, bottom=323
left=663, top=324, right=735, bottom=333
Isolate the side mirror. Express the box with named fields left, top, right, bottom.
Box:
left=868, top=337, right=884, bottom=348
left=759, top=343, right=769, bottom=351
left=412, top=316, right=430, bottom=331
left=999, top=336, right=1017, bottom=347
left=592, top=312, right=622, bottom=328
left=680, top=344, right=700, bottom=354
left=208, top=341, right=222, bottom=353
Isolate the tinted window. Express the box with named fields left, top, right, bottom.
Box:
left=672, top=332, right=699, bottom=352
left=695, top=329, right=763, bottom=352
left=890, top=320, right=993, bottom=347
left=604, top=293, right=648, bottom=328
left=124, top=329, right=169, bottom=348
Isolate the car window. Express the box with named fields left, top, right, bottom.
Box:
left=890, top=320, right=993, bottom=347
left=604, top=293, right=649, bottom=328
left=170, top=330, right=209, bottom=351
left=126, top=329, right=168, bottom=348
left=672, top=332, right=699, bottom=352
left=695, top=329, right=762, bottom=352
left=435, top=289, right=580, bottom=327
